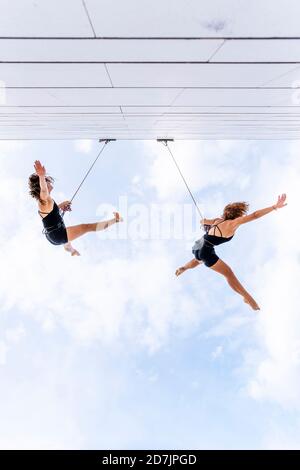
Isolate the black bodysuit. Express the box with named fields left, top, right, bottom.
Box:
left=192, top=220, right=233, bottom=267
left=39, top=201, right=68, bottom=246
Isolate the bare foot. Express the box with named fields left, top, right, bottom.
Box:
left=244, top=297, right=260, bottom=311
left=175, top=267, right=186, bottom=277
left=64, top=243, right=80, bottom=257
left=114, top=211, right=123, bottom=223
left=71, top=249, right=80, bottom=256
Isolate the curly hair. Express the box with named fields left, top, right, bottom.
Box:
left=28, top=173, right=54, bottom=205
left=222, top=201, right=249, bottom=220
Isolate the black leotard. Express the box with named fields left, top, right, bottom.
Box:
left=192, top=220, right=233, bottom=267
left=39, top=201, right=68, bottom=246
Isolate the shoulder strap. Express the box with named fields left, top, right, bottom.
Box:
left=211, top=219, right=225, bottom=237
left=213, top=225, right=223, bottom=237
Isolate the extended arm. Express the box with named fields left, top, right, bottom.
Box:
left=34, top=160, right=49, bottom=202
left=233, top=194, right=287, bottom=228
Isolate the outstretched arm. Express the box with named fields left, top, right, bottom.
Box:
left=233, top=194, right=287, bottom=228
left=34, top=160, right=49, bottom=202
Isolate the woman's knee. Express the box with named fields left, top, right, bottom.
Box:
left=224, top=267, right=234, bottom=279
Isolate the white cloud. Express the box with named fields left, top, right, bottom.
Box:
left=0, top=141, right=27, bottom=153
left=0, top=366, right=85, bottom=449
left=0, top=341, right=9, bottom=365
left=0, top=324, right=26, bottom=366
left=74, top=140, right=93, bottom=154
left=144, top=140, right=255, bottom=207
left=5, top=325, right=26, bottom=344
left=262, top=424, right=300, bottom=450
left=235, top=141, right=300, bottom=410
left=0, top=162, right=209, bottom=355
left=1, top=138, right=300, bottom=449
left=211, top=345, right=224, bottom=360
left=144, top=139, right=300, bottom=414
left=204, top=315, right=253, bottom=339
left=145, top=138, right=300, bottom=414
left=131, top=174, right=145, bottom=197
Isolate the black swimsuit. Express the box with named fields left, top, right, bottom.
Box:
left=39, top=201, right=68, bottom=246
left=192, top=221, right=233, bottom=267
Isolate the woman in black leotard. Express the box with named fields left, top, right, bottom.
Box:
left=175, top=195, right=287, bottom=311
left=29, top=160, right=123, bottom=256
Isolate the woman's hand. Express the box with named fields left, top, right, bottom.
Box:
left=34, top=160, right=46, bottom=177
left=59, top=201, right=72, bottom=212
left=273, top=193, right=287, bottom=210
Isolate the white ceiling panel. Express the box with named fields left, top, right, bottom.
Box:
left=2, top=89, right=65, bottom=106
left=124, top=123, right=161, bottom=130
left=85, top=0, right=300, bottom=37
left=121, top=107, right=170, bottom=114
left=0, top=116, right=126, bottom=124
left=153, top=125, right=300, bottom=132
left=156, top=118, right=300, bottom=126
left=260, top=66, right=300, bottom=88
left=1, top=0, right=300, bottom=139
left=2, top=88, right=181, bottom=107
left=0, top=39, right=223, bottom=62
left=107, top=64, right=297, bottom=87
left=212, top=40, right=300, bottom=62
left=0, top=64, right=111, bottom=87
left=0, top=132, right=299, bottom=140
left=0, top=0, right=92, bottom=37
left=166, top=107, right=300, bottom=114
left=0, top=106, right=121, bottom=114
left=173, top=89, right=295, bottom=107
left=122, top=106, right=300, bottom=115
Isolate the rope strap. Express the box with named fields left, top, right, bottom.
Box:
left=62, top=139, right=115, bottom=217
left=70, top=139, right=115, bottom=204
left=157, top=139, right=204, bottom=220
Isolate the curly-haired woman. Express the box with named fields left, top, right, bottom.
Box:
left=29, top=160, right=123, bottom=256
left=175, top=195, right=287, bottom=311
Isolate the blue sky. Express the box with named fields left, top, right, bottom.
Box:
left=0, top=138, right=299, bottom=449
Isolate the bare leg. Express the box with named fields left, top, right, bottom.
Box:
left=176, top=258, right=202, bottom=276
left=66, top=212, right=122, bottom=242
left=64, top=242, right=80, bottom=256
left=210, top=259, right=260, bottom=311
left=96, top=212, right=123, bottom=231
